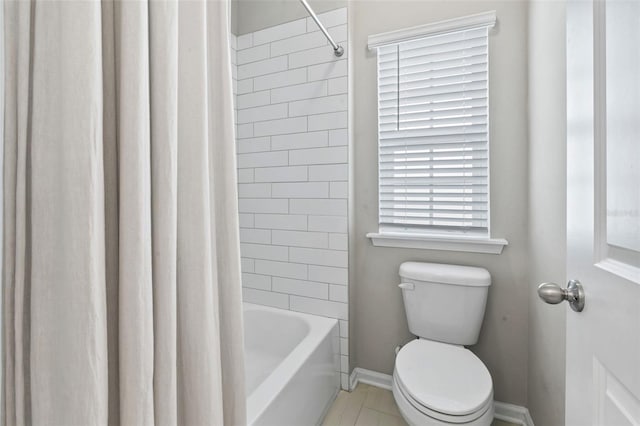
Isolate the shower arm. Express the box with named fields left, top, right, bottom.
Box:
left=299, top=0, right=344, bottom=57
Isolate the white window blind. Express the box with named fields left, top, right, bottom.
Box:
left=375, top=24, right=491, bottom=237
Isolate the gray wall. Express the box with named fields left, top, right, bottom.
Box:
left=232, top=0, right=345, bottom=35
left=527, top=0, right=566, bottom=424
left=350, top=0, right=530, bottom=406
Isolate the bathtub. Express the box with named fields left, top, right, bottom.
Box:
left=244, top=303, right=340, bottom=426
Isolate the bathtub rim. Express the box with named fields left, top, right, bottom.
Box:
left=243, top=302, right=339, bottom=425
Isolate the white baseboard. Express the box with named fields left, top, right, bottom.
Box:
left=349, top=368, right=534, bottom=426
left=349, top=367, right=393, bottom=391
left=494, top=401, right=535, bottom=426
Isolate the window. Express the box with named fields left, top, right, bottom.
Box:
left=367, top=12, right=507, bottom=254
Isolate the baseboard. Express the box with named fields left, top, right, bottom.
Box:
left=349, top=368, right=534, bottom=426
left=349, top=367, right=393, bottom=391
left=494, top=401, right=535, bottom=426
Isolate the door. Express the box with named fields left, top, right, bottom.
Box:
left=565, top=0, right=640, bottom=424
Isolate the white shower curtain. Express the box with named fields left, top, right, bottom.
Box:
left=2, top=0, right=246, bottom=425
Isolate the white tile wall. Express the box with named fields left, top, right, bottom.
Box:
left=255, top=213, right=307, bottom=230
left=242, top=273, right=271, bottom=290
left=271, top=131, right=328, bottom=150
left=271, top=182, right=329, bottom=198
left=254, top=165, right=308, bottom=182
left=232, top=9, right=350, bottom=387
left=271, top=81, right=328, bottom=104
left=289, top=247, right=348, bottom=267
left=253, top=68, right=307, bottom=91
left=309, top=265, right=348, bottom=285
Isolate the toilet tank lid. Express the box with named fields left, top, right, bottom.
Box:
left=399, top=262, right=491, bottom=287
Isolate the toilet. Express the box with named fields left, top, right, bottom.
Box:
left=392, top=262, right=494, bottom=426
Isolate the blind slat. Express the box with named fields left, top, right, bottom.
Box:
left=380, top=104, right=487, bottom=121
left=380, top=156, right=487, bottom=166
left=379, top=109, right=488, bottom=127
left=381, top=48, right=488, bottom=75
left=381, top=150, right=487, bottom=159
left=381, top=197, right=488, bottom=204
left=381, top=146, right=487, bottom=156
left=380, top=170, right=488, bottom=178
left=379, top=49, right=488, bottom=75
left=380, top=212, right=488, bottom=219
left=378, top=40, right=487, bottom=68
left=380, top=213, right=488, bottom=219
left=379, top=177, right=487, bottom=186
left=379, top=89, right=487, bottom=111
left=379, top=80, right=487, bottom=101
left=380, top=223, right=488, bottom=231
left=378, top=132, right=486, bottom=146
left=381, top=184, right=487, bottom=190
left=379, top=96, right=487, bottom=117
left=379, top=124, right=487, bottom=140
left=378, top=53, right=487, bottom=79
left=380, top=124, right=487, bottom=140
left=380, top=70, right=488, bottom=94
left=379, top=64, right=488, bottom=91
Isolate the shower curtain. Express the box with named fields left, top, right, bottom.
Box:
left=2, top=0, right=246, bottom=425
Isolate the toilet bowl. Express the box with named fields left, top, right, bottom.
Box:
left=392, top=340, right=493, bottom=425
left=393, top=263, right=494, bottom=426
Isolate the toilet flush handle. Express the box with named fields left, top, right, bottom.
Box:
left=398, top=282, right=415, bottom=290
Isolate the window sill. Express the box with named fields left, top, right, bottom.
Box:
left=366, top=232, right=508, bottom=254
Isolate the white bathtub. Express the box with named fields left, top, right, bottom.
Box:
left=244, top=303, right=340, bottom=426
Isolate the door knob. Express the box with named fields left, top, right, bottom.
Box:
left=537, top=280, right=585, bottom=312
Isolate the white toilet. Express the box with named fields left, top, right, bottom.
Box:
left=392, top=262, right=494, bottom=426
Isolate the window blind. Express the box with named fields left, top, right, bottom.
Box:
left=376, top=26, right=490, bottom=236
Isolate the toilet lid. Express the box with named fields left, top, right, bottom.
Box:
left=395, top=339, right=493, bottom=417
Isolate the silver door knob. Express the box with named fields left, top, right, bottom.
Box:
left=537, top=280, right=585, bottom=312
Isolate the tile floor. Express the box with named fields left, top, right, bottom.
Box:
left=321, top=383, right=517, bottom=426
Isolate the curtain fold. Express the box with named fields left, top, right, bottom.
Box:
left=147, top=2, right=179, bottom=426
left=2, top=0, right=246, bottom=424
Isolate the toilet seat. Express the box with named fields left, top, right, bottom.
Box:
left=393, top=373, right=492, bottom=424
left=393, top=376, right=494, bottom=426
left=394, top=339, right=493, bottom=423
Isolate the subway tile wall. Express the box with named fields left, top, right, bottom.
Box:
left=230, top=8, right=349, bottom=389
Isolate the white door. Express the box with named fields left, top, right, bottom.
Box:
left=564, top=0, right=640, bottom=424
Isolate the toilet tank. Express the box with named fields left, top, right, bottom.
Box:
left=399, top=262, right=491, bottom=346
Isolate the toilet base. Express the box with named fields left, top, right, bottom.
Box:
left=392, top=374, right=494, bottom=426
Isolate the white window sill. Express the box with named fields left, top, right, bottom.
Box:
left=366, top=232, right=508, bottom=254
